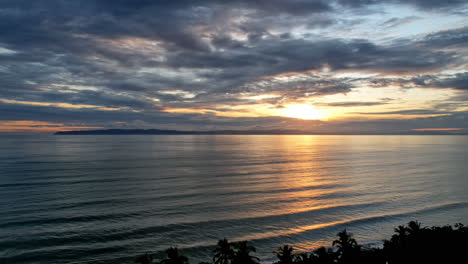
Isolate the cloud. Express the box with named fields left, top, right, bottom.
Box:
left=420, top=26, right=468, bottom=49
left=411, top=128, right=463, bottom=131
left=2, top=98, right=467, bottom=133
left=337, top=111, right=468, bottom=133
left=0, top=0, right=467, bottom=132
left=380, top=16, right=421, bottom=28
left=354, top=109, right=449, bottom=115
left=411, top=73, right=468, bottom=90
left=317, top=101, right=389, bottom=107
left=369, top=73, right=468, bottom=91
left=336, top=0, right=467, bottom=10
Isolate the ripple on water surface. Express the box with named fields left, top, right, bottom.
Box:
left=1, top=135, right=467, bottom=263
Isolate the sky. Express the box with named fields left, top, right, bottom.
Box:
left=1, top=0, right=467, bottom=133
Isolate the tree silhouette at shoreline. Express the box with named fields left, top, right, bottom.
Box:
left=134, top=221, right=467, bottom=264
left=233, top=241, right=259, bottom=264
left=332, top=229, right=360, bottom=263
left=274, top=245, right=295, bottom=264
left=160, top=247, right=189, bottom=264
left=213, top=238, right=235, bottom=264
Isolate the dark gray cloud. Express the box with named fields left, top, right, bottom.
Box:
left=369, top=73, right=468, bottom=91
left=420, top=26, right=468, bottom=50
left=336, top=0, right=467, bottom=10
left=380, top=16, right=421, bottom=28
left=411, top=73, right=468, bottom=90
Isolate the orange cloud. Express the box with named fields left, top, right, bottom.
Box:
left=0, top=121, right=103, bottom=132
left=411, top=128, right=464, bottom=131
left=261, top=69, right=319, bottom=80
left=0, top=99, right=125, bottom=111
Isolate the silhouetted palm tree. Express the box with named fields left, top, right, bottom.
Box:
left=274, top=245, right=295, bottom=264
left=407, top=221, right=421, bottom=235
left=333, top=229, right=360, bottom=263
left=160, top=247, right=189, bottom=264
left=394, top=225, right=408, bottom=237
left=232, top=241, right=259, bottom=264
left=213, top=238, right=235, bottom=264
left=333, top=229, right=357, bottom=250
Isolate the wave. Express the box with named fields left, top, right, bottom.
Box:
left=234, top=201, right=468, bottom=243
left=6, top=201, right=463, bottom=264
left=0, top=201, right=385, bottom=250
left=0, top=180, right=347, bottom=220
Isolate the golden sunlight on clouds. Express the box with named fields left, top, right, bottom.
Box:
left=161, top=107, right=210, bottom=114
left=278, top=104, right=326, bottom=120
left=241, top=94, right=280, bottom=101
left=412, top=128, right=464, bottom=131
left=0, top=99, right=126, bottom=111
left=0, top=121, right=103, bottom=132
left=162, top=106, right=264, bottom=118
left=157, top=82, right=459, bottom=122
left=162, top=103, right=330, bottom=120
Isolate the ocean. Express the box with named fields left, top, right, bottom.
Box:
left=1, top=135, right=467, bottom=263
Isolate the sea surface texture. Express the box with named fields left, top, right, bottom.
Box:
left=1, top=135, right=467, bottom=263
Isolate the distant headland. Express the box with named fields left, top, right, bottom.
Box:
left=54, top=129, right=317, bottom=135
left=54, top=129, right=467, bottom=135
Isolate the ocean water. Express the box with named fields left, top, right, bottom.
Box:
left=0, top=135, right=467, bottom=263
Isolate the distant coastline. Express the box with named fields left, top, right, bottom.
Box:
left=54, top=129, right=468, bottom=135
left=54, top=129, right=311, bottom=135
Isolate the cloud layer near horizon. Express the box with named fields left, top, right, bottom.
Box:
left=1, top=0, right=467, bottom=133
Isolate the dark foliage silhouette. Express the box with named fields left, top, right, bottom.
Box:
left=135, top=253, right=153, bottom=264
left=160, top=247, right=189, bottom=264
left=232, top=241, right=260, bottom=264
left=294, top=252, right=315, bottom=264
left=358, top=247, right=385, bottom=264
left=332, top=229, right=361, bottom=263
left=311, top=247, right=336, bottom=264
left=133, top=221, right=467, bottom=264
left=213, top=238, right=235, bottom=264
left=274, top=245, right=295, bottom=264
left=383, top=221, right=468, bottom=264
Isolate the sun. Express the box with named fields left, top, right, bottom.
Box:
left=279, top=104, right=325, bottom=120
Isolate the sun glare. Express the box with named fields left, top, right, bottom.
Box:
left=279, top=104, right=325, bottom=120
